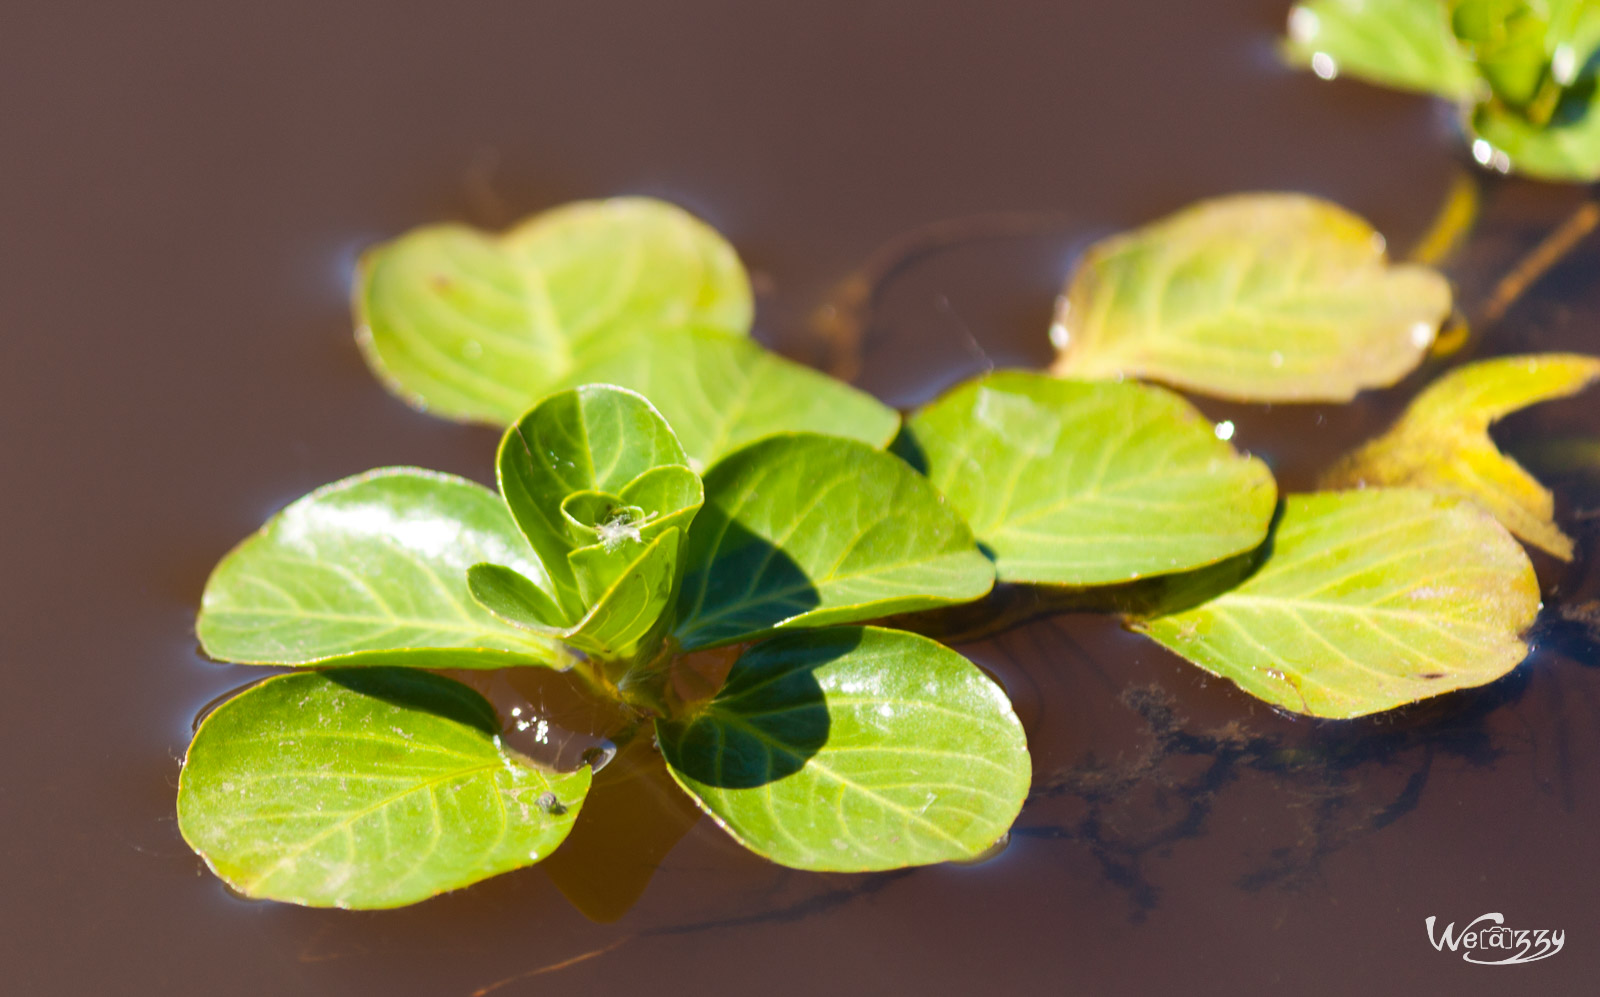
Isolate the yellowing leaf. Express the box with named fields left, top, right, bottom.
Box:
left=1134, top=490, right=1539, bottom=719
left=1049, top=193, right=1452, bottom=402
left=1322, top=352, right=1600, bottom=558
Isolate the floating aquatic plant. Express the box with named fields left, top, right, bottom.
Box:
left=181, top=193, right=1590, bottom=908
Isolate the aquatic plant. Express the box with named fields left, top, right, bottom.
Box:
left=180, top=194, right=1589, bottom=908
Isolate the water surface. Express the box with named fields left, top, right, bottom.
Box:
left=3, top=1, right=1598, bottom=993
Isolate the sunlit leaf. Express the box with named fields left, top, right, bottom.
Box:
left=1133, top=490, right=1539, bottom=719
left=1049, top=193, right=1453, bottom=402
left=559, top=326, right=900, bottom=471
left=178, top=669, right=591, bottom=908
left=356, top=197, right=751, bottom=424
left=501, top=197, right=751, bottom=346
left=1323, top=353, right=1600, bottom=558
left=1284, top=0, right=1480, bottom=100
left=904, top=370, right=1276, bottom=586
left=657, top=627, right=1029, bottom=871
left=198, top=468, right=564, bottom=669
left=496, top=385, right=699, bottom=620
left=673, top=435, right=995, bottom=650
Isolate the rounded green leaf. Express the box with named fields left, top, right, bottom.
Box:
left=198, top=468, right=563, bottom=669
left=1285, top=0, right=1481, bottom=100
left=1133, top=490, right=1540, bottom=719
left=906, top=370, right=1277, bottom=586
left=1049, top=193, right=1453, bottom=402
left=656, top=627, right=1030, bottom=872
left=356, top=197, right=751, bottom=424
left=356, top=224, right=569, bottom=423
left=178, top=669, right=591, bottom=908
left=502, top=197, right=751, bottom=349
left=1324, top=353, right=1600, bottom=558
left=673, top=435, right=995, bottom=650
left=559, top=325, right=901, bottom=471
left=496, top=384, right=698, bottom=619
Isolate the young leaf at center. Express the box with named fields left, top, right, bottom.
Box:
left=904, top=370, right=1277, bottom=586
left=178, top=669, right=591, bottom=908
left=673, top=434, right=995, bottom=649
left=493, top=384, right=701, bottom=625
left=1322, top=353, right=1600, bottom=558
left=1133, top=489, right=1539, bottom=719
left=656, top=626, right=1030, bottom=872
left=1048, top=193, right=1452, bottom=402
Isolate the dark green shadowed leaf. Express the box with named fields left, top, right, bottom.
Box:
left=1048, top=193, right=1452, bottom=402
left=1284, top=0, right=1480, bottom=100
left=496, top=385, right=699, bottom=619
left=559, top=326, right=901, bottom=470
left=1133, top=490, right=1539, bottom=719
left=906, top=370, right=1277, bottom=586
left=178, top=669, right=591, bottom=908
left=469, top=528, right=681, bottom=661
left=356, top=197, right=751, bottom=425
left=673, top=435, right=995, bottom=650
left=197, top=468, right=564, bottom=669
left=1323, top=353, right=1600, bottom=558
left=657, top=627, right=1030, bottom=872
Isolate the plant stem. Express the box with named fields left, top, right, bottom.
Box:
left=1477, top=197, right=1600, bottom=327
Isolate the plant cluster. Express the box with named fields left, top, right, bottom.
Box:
left=180, top=44, right=1600, bottom=910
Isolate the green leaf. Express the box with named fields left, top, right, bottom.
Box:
left=198, top=468, right=564, bottom=669
left=356, top=197, right=751, bottom=424
left=497, top=385, right=700, bottom=620
left=178, top=669, right=591, bottom=908
left=1049, top=193, right=1453, bottom=402
left=501, top=197, right=752, bottom=348
left=1133, top=490, right=1539, bottom=719
left=905, top=370, right=1277, bottom=586
left=559, top=326, right=901, bottom=471
left=1470, top=83, right=1600, bottom=180
left=468, top=527, right=681, bottom=661
left=657, top=626, right=1029, bottom=871
left=1454, top=0, right=1555, bottom=109
left=1284, top=0, right=1481, bottom=100
left=1322, top=352, right=1600, bottom=558
left=673, top=435, right=995, bottom=650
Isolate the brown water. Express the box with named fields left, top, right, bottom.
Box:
left=4, top=1, right=1600, bottom=994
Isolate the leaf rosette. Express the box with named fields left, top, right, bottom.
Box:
left=185, top=382, right=1026, bottom=906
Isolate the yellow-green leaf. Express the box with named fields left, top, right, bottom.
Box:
left=356, top=197, right=751, bottom=424
left=178, top=669, right=591, bottom=908
left=1133, top=490, right=1539, bottom=719
left=1322, top=353, right=1600, bottom=558
left=1049, top=193, right=1453, bottom=402
left=904, top=371, right=1276, bottom=586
